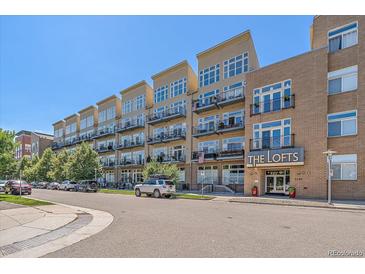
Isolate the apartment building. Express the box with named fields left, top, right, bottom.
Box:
left=191, top=31, right=259, bottom=193
left=15, top=130, right=53, bottom=159
left=148, top=61, right=197, bottom=189
left=116, top=81, right=153, bottom=187
left=51, top=15, right=364, bottom=199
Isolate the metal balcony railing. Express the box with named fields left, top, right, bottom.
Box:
left=95, top=144, right=115, bottom=153
left=51, top=141, right=64, bottom=149
left=147, top=106, right=186, bottom=124
left=192, top=123, right=217, bottom=137
left=116, top=119, right=144, bottom=133
left=192, top=97, right=218, bottom=113
left=116, top=140, right=145, bottom=149
left=147, top=130, right=186, bottom=144
left=216, top=149, right=244, bottom=159
left=92, top=127, right=116, bottom=139
left=250, top=94, right=295, bottom=116
left=101, top=161, right=116, bottom=168
left=249, top=134, right=295, bottom=151
left=117, top=159, right=145, bottom=166
left=216, top=120, right=245, bottom=133
left=216, top=87, right=245, bottom=106
left=153, top=154, right=186, bottom=163
left=192, top=151, right=218, bottom=161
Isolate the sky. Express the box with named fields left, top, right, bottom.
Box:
left=0, top=16, right=313, bottom=134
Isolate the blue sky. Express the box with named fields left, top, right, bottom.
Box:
left=0, top=16, right=313, bottom=134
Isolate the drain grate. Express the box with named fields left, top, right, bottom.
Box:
left=0, top=213, right=92, bottom=257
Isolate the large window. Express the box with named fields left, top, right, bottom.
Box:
left=223, top=137, right=245, bottom=151
left=332, top=154, right=357, bottom=180
left=224, top=52, right=249, bottom=79
left=154, top=85, right=168, bottom=103
left=122, top=100, right=132, bottom=114
left=197, top=166, right=218, bottom=184
left=223, top=165, right=244, bottom=185
left=198, top=115, right=219, bottom=132
left=65, top=122, right=76, bottom=134
left=170, top=78, right=187, bottom=98
left=80, top=115, right=94, bottom=130
left=107, top=106, right=116, bottom=120
left=197, top=89, right=219, bottom=107
left=222, top=110, right=244, bottom=126
left=199, top=64, right=220, bottom=87
left=328, top=66, right=358, bottom=95
left=328, top=22, right=358, bottom=53
left=99, top=110, right=106, bottom=123
left=54, top=128, right=63, bottom=138
left=328, top=110, right=357, bottom=137
left=136, top=95, right=146, bottom=110
left=198, top=140, right=219, bottom=153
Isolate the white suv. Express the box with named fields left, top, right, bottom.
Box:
left=134, top=178, right=176, bottom=198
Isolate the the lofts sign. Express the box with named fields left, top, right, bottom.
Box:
left=247, top=147, right=304, bottom=167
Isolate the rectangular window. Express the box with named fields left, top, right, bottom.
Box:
left=328, top=65, right=358, bottom=94
left=332, top=154, right=357, bottom=180
left=197, top=166, right=218, bottom=184
left=99, top=110, right=106, bottom=123
left=106, top=106, right=116, bottom=120
left=122, top=100, right=132, bottom=114
left=224, top=52, right=249, bottom=79
left=154, top=85, right=168, bottom=103
left=199, top=64, right=220, bottom=87
left=136, top=95, right=146, bottom=110
left=328, top=22, right=358, bottom=53
left=223, top=165, right=244, bottom=185
left=223, top=137, right=245, bottom=151
left=80, top=115, right=94, bottom=130
left=198, top=140, right=219, bottom=153
left=65, top=122, right=76, bottom=134
left=170, top=78, right=187, bottom=98
left=328, top=110, right=357, bottom=137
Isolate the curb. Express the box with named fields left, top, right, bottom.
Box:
left=3, top=200, right=114, bottom=258
left=228, top=198, right=365, bottom=211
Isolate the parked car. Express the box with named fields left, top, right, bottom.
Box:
left=47, top=182, right=60, bottom=190
left=4, top=180, right=32, bottom=195
left=30, top=182, right=39, bottom=188
left=37, top=182, right=49, bottom=189
left=59, top=180, right=77, bottom=191
left=75, top=180, right=98, bottom=192
left=134, top=176, right=176, bottom=198
left=0, top=180, right=7, bottom=192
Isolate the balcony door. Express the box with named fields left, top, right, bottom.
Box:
left=262, top=128, right=281, bottom=149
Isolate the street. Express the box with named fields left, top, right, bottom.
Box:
left=30, top=189, right=365, bottom=258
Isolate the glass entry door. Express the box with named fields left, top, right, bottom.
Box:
left=265, top=170, right=290, bottom=194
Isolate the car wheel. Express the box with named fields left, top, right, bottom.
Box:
left=153, top=189, right=161, bottom=198
left=135, top=188, right=141, bottom=197
left=165, top=194, right=171, bottom=199
left=146, top=193, right=152, bottom=197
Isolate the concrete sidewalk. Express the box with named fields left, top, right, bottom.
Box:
left=0, top=201, right=113, bottom=258
left=214, top=195, right=365, bottom=210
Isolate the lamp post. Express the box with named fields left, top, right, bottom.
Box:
left=323, top=150, right=337, bottom=205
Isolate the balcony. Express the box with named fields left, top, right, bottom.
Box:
left=77, top=134, right=93, bottom=143
left=101, top=161, right=116, bottom=168
left=216, top=120, right=245, bottom=133
left=147, top=106, right=186, bottom=125
left=147, top=130, right=186, bottom=144
left=116, top=119, right=144, bottom=133
left=116, top=159, right=145, bottom=167
left=51, top=141, right=64, bottom=150
left=116, top=140, right=145, bottom=150
left=64, top=137, right=79, bottom=147
left=152, top=154, right=186, bottom=163
left=192, top=124, right=217, bottom=138
left=250, top=94, right=295, bottom=116
left=192, top=97, right=218, bottom=113
left=192, top=151, right=218, bottom=161
left=91, top=127, right=115, bottom=139
left=249, top=134, right=295, bottom=151
left=216, top=87, right=245, bottom=107
left=216, top=149, right=244, bottom=160
left=95, top=144, right=115, bottom=153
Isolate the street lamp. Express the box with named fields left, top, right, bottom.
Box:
left=323, top=150, right=337, bottom=205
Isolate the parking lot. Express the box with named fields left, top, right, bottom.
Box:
left=29, top=188, right=365, bottom=258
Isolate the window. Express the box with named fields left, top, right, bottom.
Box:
left=328, top=66, right=358, bottom=94
left=252, top=80, right=292, bottom=114
left=198, top=140, right=219, bottom=153
left=224, top=52, right=249, bottom=78
left=328, top=22, right=358, bottom=53
left=99, top=110, right=106, bottom=123
left=106, top=106, right=116, bottom=120
left=170, top=78, right=187, bottom=98
left=198, top=115, right=219, bottom=131
left=197, top=166, right=218, bottom=184
left=222, top=110, right=244, bottom=126
left=65, top=122, right=76, bottom=134
left=223, top=165, right=244, bottom=185
left=122, top=100, right=132, bottom=114
left=136, top=95, right=146, bottom=110
left=199, top=64, right=220, bottom=87
left=328, top=110, right=357, bottom=137
left=197, top=89, right=219, bottom=107
left=153, top=147, right=167, bottom=158
left=252, top=118, right=291, bottom=150
left=54, top=128, right=63, bottom=138
left=332, top=154, right=357, bottom=180
left=154, top=85, right=168, bottom=103
left=80, top=115, right=94, bottom=130
left=223, top=137, right=245, bottom=151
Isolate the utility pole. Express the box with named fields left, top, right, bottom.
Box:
left=19, top=170, right=22, bottom=197
left=323, top=150, right=336, bottom=205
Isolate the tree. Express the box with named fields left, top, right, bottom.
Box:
left=67, top=142, right=102, bottom=181
left=0, top=129, right=17, bottom=179
left=49, top=150, right=70, bottom=182
left=16, top=156, right=32, bottom=178
left=143, top=160, right=179, bottom=185
left=33, top=148, right=54, bottom=182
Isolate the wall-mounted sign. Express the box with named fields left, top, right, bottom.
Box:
left=247, top=147, right=304, bottom=167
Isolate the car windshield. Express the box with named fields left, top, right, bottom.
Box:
left=164, top=180, right=174, bottom=186
left=12, top=181, right=28, bottom=186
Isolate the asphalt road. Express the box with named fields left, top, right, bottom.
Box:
left=30, top=189, right=365, bottom=258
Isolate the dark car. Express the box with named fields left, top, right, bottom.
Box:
left=75, top=180, right=98, bottom=192
left=37, top=182, right=49, bottom=189
left=4, top=180, right=32, bottom=195
left=47, top=182, right=60, bottom=190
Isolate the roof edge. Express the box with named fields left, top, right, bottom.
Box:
left=120, top=80, right=150, bottom=94
left=151, top=60, right=189, bottom=80
left=96, top=94, right=119, bottom=105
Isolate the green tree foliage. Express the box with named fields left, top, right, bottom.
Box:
left=16, top=156, right=32, bottom=178
left=33, top=148, right=54, bottom=182
left=67, top=142, right=102, bottom=181
left=49, top=150, right=70, bottom=182
left=0, top=129, right=17, bottom=179
left=143, top=160, right=179, bottom=185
